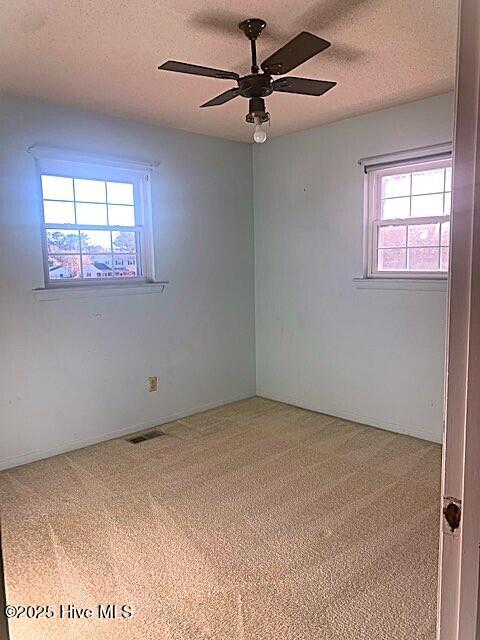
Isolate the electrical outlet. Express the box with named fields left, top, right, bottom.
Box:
left=148, top=376, right=157, bottom=392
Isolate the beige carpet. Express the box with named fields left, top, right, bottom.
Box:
left=0, top=397, right=441, bottom=640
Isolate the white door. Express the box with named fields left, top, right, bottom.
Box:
left=437, top=1, right=480, bottom=638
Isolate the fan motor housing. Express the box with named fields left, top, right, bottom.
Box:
left=239, top=74, right=273, bottom=99
left=246, top=97, right=270, bottom=124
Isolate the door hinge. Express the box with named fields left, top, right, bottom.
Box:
left=443, top=497, right=462, bottom=533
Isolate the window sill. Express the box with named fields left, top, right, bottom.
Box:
left=353, top=277, right=447, bottom=291
left=33, top=281, right=168, bottom=301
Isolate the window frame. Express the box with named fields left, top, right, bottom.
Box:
left=365, top=155, right=452, bottom=279
left=32, top=151, right=155, bottom=289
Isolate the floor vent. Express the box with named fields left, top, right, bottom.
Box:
left=126, top=430, right=166, bottom=444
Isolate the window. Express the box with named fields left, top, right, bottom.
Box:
left=34, top=152, right=154, bottom=287
left=366, top=156, right=451, bottom=278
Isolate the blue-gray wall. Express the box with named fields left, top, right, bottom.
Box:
left=253, top=93, right=453, bottom=442
left=0, top=92, right=256, bottom=469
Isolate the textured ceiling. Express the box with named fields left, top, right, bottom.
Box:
left=0, top=0, right=458, bottom=142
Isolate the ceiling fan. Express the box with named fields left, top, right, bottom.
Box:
left=158, top=18, right=336, bottom=143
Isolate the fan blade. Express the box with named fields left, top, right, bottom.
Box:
left=158, top=61, right=239, bottom=81
left=200, top=87, right=241, bottom=107
left=273, top=77, right=336, bottom=96
left=261, top=32, right=330, bottom=75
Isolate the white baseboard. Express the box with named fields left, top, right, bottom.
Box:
left=1, top=388, right=441, bottom=471
left=257, top=389, right=442, bottom=444
left=0, top=391, right=256, bottom=471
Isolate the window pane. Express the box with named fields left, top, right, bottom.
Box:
left=371, top=161, right=451, bottom=277
left=378, top=225, right=406, bottom=248
left=82, top=254, right=114, bottom=278
left=411, top=168, right=445, bottom=195
left=381, top=174, right=410, bottom=198
left=377, top=248, right=406, bottom=270
left=48, top=255, right=81, bottom=279
left=108, top=204, right=135, bottom=226
left=382, top=197, right=410, bottom=220
left=43, top=200, right=75, bottom=224
left=445, top=167, right=452, bottom=191
left=407, top=223, right=440, bottom=247
left=40, top=171, right=146, bottom=284
left=441, top=221, right=450, bottom=246
left=107, top=182, right=134, bottom=205
left=112, top=231, right=136, bottom=253
left=41, top=175, right=74, bottom=201
left=112, top=254, right=141, bottom=277
left=81, top=230, right=112, bottom=253
left=441, top=247, right=449, bottom=271
left=444, top=192, right=452, bottom=215
left=408, top=247, right=440, bottom=271
left=74, top=178, right=106, bottom=203
left=46, top=229, right=80, bottom=253
left=411, top=193, right=444, bottom=217
left=76, top=202, right=108, bottom=225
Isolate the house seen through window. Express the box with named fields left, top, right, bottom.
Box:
left=366, top=156, right=451, bottom=277
left=40, top=172, right=148, bottom=285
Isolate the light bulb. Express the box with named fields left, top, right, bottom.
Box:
left=253, top=117, right=267, bottom=144
left=254, top=126, right=267, bottom=144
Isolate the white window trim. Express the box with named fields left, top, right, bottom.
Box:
left=362, top=151, right=452, bottom=280
left=352, top=276, right=447, bottom=292
left=33, top=281, right=168, bottom=302
left=28, top=145, right=159, bottom=290
left=28, top=144, right=159, bottom=172
left=358, top=141, right=452, bottom=171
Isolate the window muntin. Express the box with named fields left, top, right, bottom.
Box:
left=40, top=175, right=144, bottom=285
left=367, top=157, right=451, bottom=277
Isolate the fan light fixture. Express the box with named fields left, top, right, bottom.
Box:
left=158, top=18, right=337, bottom=143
